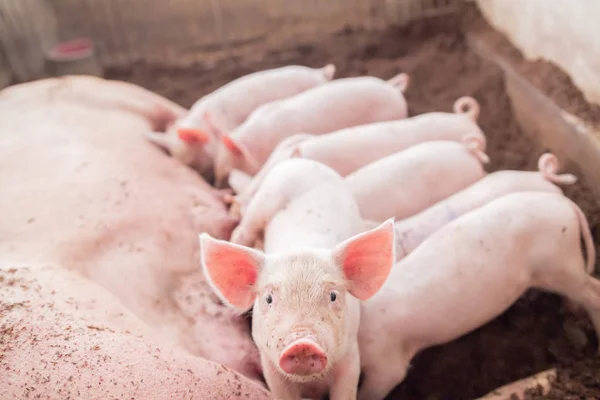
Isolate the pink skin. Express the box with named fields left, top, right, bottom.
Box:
left=391, top=152, right=578, bottom=258
left=346, top=136, right=490, bottom=223
left=146, top=64, right=336, bottom=178
left=213, top=73, right=411, bottom=187
left=0, top=76, right=261, bottom=385
left=356, top=191, right=598, bottom=400
left=200, top=159, right=396, bottom=399
left=229, top=96, right=483, bottom=214
left=1, top=266, right=272, bottom=399
left=228, top=168, right=253, bottom=194
left=228, top=133, right=314, bottom=218
left=0, top=75, right=187, bottom=132
left=229, top=158, right=353, bottom=250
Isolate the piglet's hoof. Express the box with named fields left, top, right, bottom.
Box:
left=214, top=188, right=234, bottom=203
left=228, top=200, right=242, bottom=219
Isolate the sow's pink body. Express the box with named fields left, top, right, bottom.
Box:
left=347, top=136, right=489, bottom=222
left=200, top=159, right=396, bottom=400
left=0, top=76, right=271, bottom=399
left=213, top=73, right=410, bottom=186
left=357, top=192, right=598, bottom=400
left=146, top=64, right=335, bottom=178
left=393, top=152, right=577, bottom=258
left=232, top=96, right=484, bottom=212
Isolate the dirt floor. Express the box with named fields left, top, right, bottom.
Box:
left=107, top=4, right=600, bottom=399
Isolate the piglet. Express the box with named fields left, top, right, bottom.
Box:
left=347, top=135, right=489, bottom=222
left=213, top=73, right=410, bottom=186
left=391, top=152, right=577, bottom=258
left=228, top=169, right=253, bottom=194
left=230, top=96, right=484, bottom=215
left=295, top=95, right=482, bottom=177
left=228, top=133, right=314, bottom=216
left=229, top=158, right=346, bottom=249
left=146, top=64, right=336, bottom=178
left=200, top=159, right=396, bottom=400
left=357, top=191, right=597, bottom=400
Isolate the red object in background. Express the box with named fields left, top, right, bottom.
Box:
left=48, top=38, right=94, bottom=61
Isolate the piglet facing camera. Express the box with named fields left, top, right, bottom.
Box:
left=199, top=219, right=395, bottom=400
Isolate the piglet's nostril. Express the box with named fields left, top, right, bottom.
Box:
left=279, top=339, right=328, bottom=376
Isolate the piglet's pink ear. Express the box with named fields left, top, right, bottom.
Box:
left=333, top=218, right=396, bottom=301
left=199, top=233, right=265, bottom=312
left=177, top=128, right=210, bottom=145
left=222, top=135, right=247, bottom=158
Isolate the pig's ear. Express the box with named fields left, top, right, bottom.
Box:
left=333, top=218, right=396, bottom=301
left=222, top=135, right=249, bottom=160
left=177, top=128, right=211, bottom=145
left=199, top=233, right=265, bottom=312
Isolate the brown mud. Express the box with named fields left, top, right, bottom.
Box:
left=107, top=4, right=600, bottom=399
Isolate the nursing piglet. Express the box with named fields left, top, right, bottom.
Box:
left=392, top=152, right=577, bottom=258
left=295, top=96, right=482, bottom=177
left=201, top=159, right=396, bottom=400
left=347, top=136, right=489, bottom=222
left=146, top=64, right=335, bottom=178
left=357, top=191, right=597, bottom=400
left=228, top=169, right=253, bottom=194
left=231, top=97, right=484, bottom=214
left=228, top=133, right=313, bottom=215
left=213, top=73, right=410, bottom=186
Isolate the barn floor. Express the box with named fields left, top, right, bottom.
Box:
left=107, top=5, right=600, bottom=399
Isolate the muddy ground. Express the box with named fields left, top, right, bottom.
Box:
left=107, top=5, right=600, bottom=399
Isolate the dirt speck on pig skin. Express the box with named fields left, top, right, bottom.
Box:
left=1, top=267, right=270, bottom=399
left=106, top=3, right=600, bottom=399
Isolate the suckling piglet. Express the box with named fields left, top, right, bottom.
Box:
left=200, top=159, right=396, bottom=400
left=230, top=96, right=485, bottom=216
left=347, top=135, right=489, bottom=222
left=391, top=152, right=577, bottom=258
left=146, top=64, right=336, bottom=178
left=213, top=73, right=410, bottom=186
left=227, top=133, right=314, bottom=216
left=295, top=95, right=482, bottom=177
left=357, top=191, right=597, bottom=400
left=228, top=169, right=253, bottom=194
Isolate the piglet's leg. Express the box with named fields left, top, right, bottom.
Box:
left=357, top=368, right=407, bottom=400
left=229, top=180, right=288, bottom=247
left=228, top=169, right=252, bottom=194
left=231, top=158, right=340, bottom=247
left=533, top=260, right=600, bottom=352
left=329, top=345, right=360, bottom=400
left=357, top=346, right=410, bottom=400
left=262, top=357, right=301, bottom=400
left=580, top=278, right=600, bottom=353
left=237, top=134, right=311, bottom=211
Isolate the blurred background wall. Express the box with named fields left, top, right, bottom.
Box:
left=477, top=0, right=600, bottom=106
left=0, top=0, right=598, bottom=108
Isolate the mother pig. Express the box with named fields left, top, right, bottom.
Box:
left=0, top=76, right=266, bottom=395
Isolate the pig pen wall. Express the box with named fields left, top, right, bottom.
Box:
left=106, top=5, right=600, bottom=399
left=0, top=0, right=463, bottom=86
left=477, top=0, right=600, bottom=108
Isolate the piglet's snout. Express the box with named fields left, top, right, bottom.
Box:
left=279, top=338, right=328, bottom=375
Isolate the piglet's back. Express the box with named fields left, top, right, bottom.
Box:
left=265, top=180, right=364, bottom=253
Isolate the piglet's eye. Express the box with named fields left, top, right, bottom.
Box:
left=265, top=294, right=273, bottom=305
left=329, top=292, right=337, bottom=302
